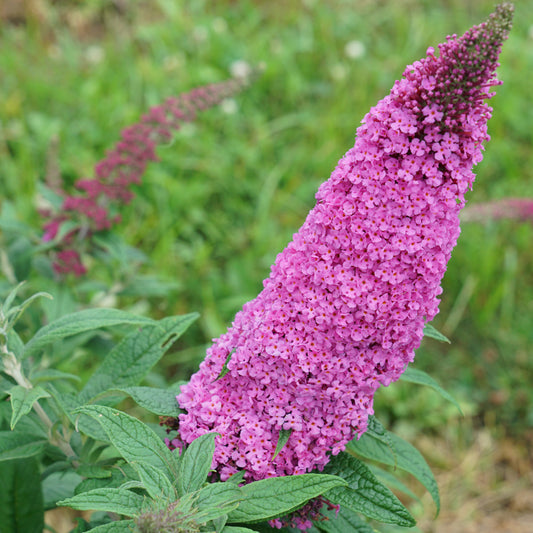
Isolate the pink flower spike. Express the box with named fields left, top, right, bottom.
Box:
left=43, top=75, right=253, bottom=276
left=167, top=4, right=513, bottom=529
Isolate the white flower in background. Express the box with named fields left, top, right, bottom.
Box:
left=230, top=59, right=252, bottom=79
left=221, top=98, right=238, bottom=114
left=344, top=40, right=366, bottom=59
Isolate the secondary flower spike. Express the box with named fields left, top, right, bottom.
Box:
left=42, top=76, right=251, bottom=276
left=167, top=4, right=512, bottom=526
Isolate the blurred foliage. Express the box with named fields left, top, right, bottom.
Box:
left=0, top=0, right=532, bottom=439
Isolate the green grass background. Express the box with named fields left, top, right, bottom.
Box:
left=1, top=0, right=532, bottom=442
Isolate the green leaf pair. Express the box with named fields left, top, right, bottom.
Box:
left=348, top=419, right=440, bottom=515
left=59, top=405, right=348, bottom=532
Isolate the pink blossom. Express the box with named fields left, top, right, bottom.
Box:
left=42, top=77, right=251, bottom=276
left=166, top=4, right=513, bottom=529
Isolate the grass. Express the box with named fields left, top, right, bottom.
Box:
left=1, top=0, right=532, bottom=524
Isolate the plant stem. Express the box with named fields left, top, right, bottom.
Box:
left=1, top=344, right=78, bottom=462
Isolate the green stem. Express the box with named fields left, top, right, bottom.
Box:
left=1, top=343, right=78, bottom=462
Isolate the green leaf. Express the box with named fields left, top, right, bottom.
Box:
left=81, top=520, right=135, bottom=533
left=5, top=329, right=24, bottom=359
left=195, top=482, right=243, bottom=523
left=58, top=487, right=144, bottom=516
left=77, top=465, right=113, bottom=479
left=110, top=386, right=182, bottom=416
left=226, top=470, right=245, bottom=485
left=30, top=368, right=81, bottom=384
left=400, top=366, right=463, bottom=414
left=315, top=504, right=376, bottom=533
left=0, top=281, right=26, bottom=315
left=0, top=457, right=44, bottom=533
left=74, top=405, right=179, bottom=484
left=324, top=453, right=415, bottom=527
left=42, top=470, right=83, bottom=510
left=23, top=308, right=156, bottom=358
left=79, top=314, right=198, bottom=402
left=46, top=388, right=110, bottom=442
left=215, top=348, right=235, bottom=381
left=0, top=430, right=47, bottom=461
left=212, top=514, right=228, bottom=533
left=5, top=291, right=53, bottom=331
left=131, top=461, right=176, bottom=501
left=218, top=526, right=257, bottom=533
left=347, top=431, right=440, bottom=514
left=177, top=432, right=217, bottom=496
left=8, top=385, right=51, bottom=429
left=368, top=464, right=420, bottom=502
left=75, top=464, right=138, bottom=495
left=273, top=428, right=292, bottom=460
left=423, top=323, right=451, bottom=343
left=227, top=474, right=347, bottom=524
left=365, top=417, right=395, bottom=454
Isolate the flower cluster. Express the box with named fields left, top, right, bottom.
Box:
left=165, top=4, right=512, bottom=529
left=42, top=77, right=250, bottom=276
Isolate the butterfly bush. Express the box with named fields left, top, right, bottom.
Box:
left=42, top=77, right=249, bottom=276
left=166, top=4, right=512, bottom=528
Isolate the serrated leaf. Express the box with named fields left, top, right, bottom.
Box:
left=423, top=323, right=451, bottom=343
left=347, top=431, right=440, bottom=514
left=227, top=474, right=347, bottom=524
left=110, top=386, right=182, bottom=417
left=8, top=385, right=51, bottom=429
left=400, top=366, right=463, bottom=414
left=82, top=520, right=135, bottom=532
left=177, top=432, right=217, bottom=496
left=324, top=453, right=415, bottom=527
left=315, top=504, right=376, bottom=533
left=0, top=431, right=47, bottom=461
left=74, top=405, right=178, bottom=484
left=195, top=482, right=243, bottom=523
left=79, top=314, right=198, bottom=402
left=273, top=428, right=292, bottom=460
left=58, top=487, right=144, bottom=516
left=23, top=308, right=156, bottom=358
left=131, top=461, right=176, bottom=500
left=0, top=457, right=44, bottom=532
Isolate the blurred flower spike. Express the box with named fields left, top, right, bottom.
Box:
left=461, top=197, right=533, bottom=224
left=166, top=4, right=513, bottom=529
left=42, top=75, right=254, bottom=276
